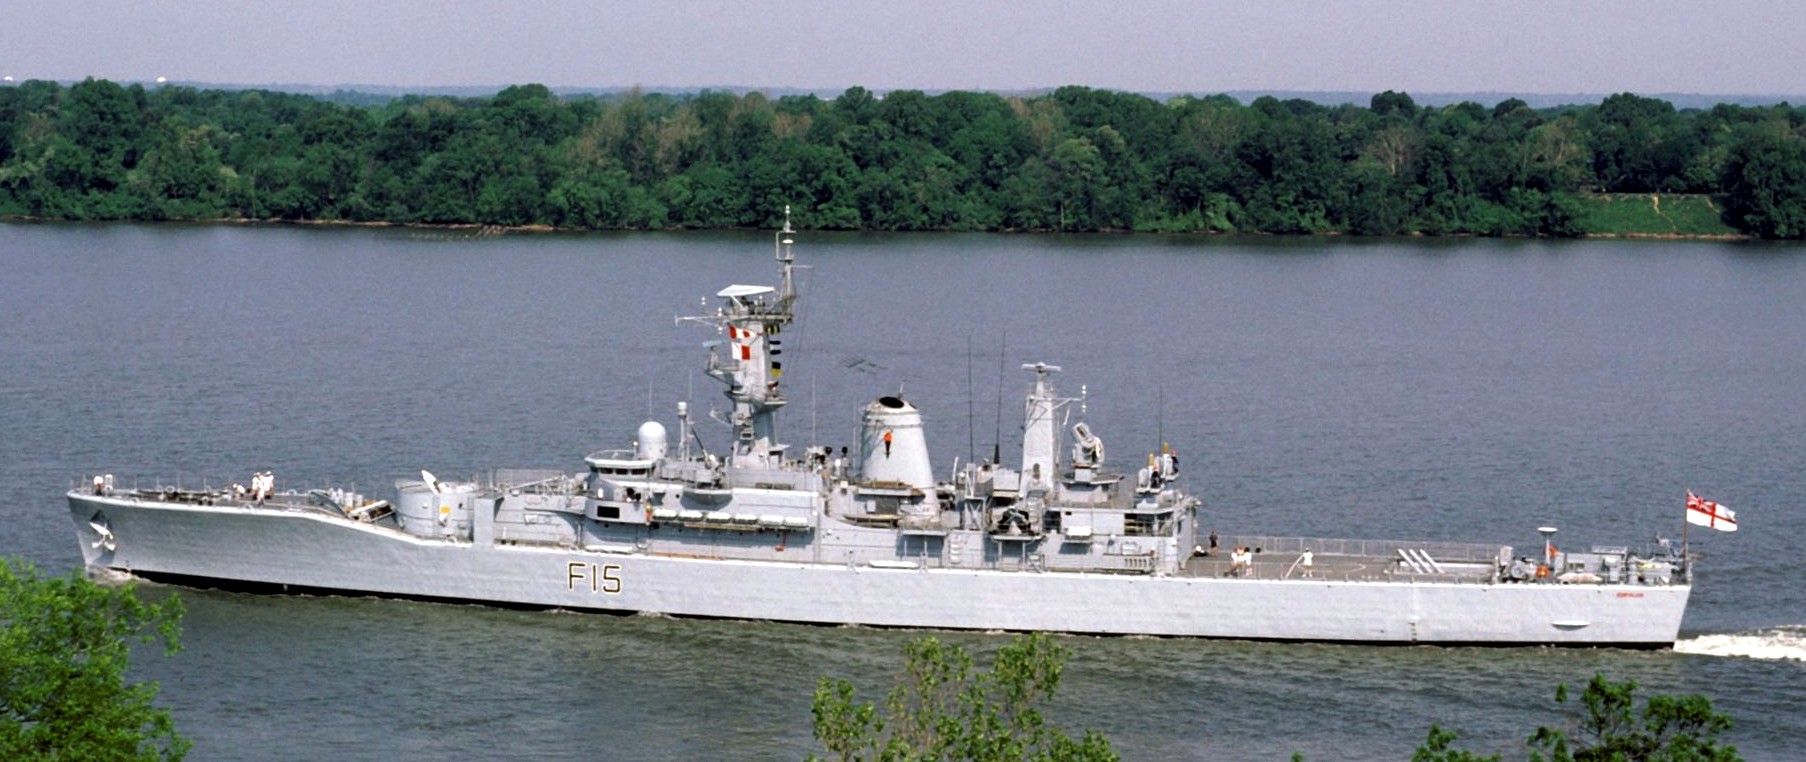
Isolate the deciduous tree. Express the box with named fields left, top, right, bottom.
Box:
left=0, top=558, right=187, bottom=761
left=1415, top=674, right=1740, bottom=762
left=810, top=633, right=1115, bottom=762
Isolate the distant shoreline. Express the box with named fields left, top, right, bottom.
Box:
left=9, top=81, right=1798, bottom=239
left=0, top=214, right=1755, bottom=241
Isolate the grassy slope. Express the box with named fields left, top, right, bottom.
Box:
left=1580, top=194, right=1740, bottom=237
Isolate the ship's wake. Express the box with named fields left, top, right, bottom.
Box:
left=1674, top=626, right=1806, bottom=662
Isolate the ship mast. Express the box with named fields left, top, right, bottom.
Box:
left=681, top=207, right=799, bottom=470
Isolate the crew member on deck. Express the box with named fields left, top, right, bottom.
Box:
left=1230, top=546, right=1251, bottom=577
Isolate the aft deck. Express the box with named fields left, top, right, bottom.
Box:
left=1183, top=535, right=1509, bottom=584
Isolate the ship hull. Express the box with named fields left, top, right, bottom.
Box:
left=70, top=493, right=1690, bottom=647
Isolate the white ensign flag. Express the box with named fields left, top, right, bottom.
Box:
left=1686, top=491, right=1737, bottom=532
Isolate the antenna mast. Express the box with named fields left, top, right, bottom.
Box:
left=676, top=205, right=800, bottom=470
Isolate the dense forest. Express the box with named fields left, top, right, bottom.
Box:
left=2, top=78, right=1805, bottom=238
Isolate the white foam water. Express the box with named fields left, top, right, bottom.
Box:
left=1675, top=626, right=1806, bottom=662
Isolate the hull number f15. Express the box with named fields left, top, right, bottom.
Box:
left=566, top=561, right=623, bottom=594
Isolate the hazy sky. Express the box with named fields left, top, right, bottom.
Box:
left=5, top=1, right=1803, bottom=96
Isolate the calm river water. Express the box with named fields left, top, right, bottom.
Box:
left=2, top=223, right=1802, bottom=760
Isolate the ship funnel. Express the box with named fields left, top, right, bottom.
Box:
left=858, top=396, right=934, bottom=490
left=636, top=421, right=668, bottom=460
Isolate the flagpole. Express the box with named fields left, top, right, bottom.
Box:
left=1681, top=488, right=1691, bottom=579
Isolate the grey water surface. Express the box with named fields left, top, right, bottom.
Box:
left=2, top=223, right=1801, bottom=760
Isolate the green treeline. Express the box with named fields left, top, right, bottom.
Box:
left=3, top=79, right=1806, bottom=238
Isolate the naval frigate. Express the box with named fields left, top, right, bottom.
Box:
left=68, top=214, right=1692, bottom=646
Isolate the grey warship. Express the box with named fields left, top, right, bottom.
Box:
left=68, top=215, right=1692, bottom=647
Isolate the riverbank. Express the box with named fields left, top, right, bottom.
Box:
left=1, top=195, right=1754, bottom=241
